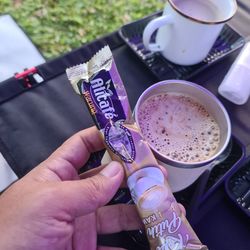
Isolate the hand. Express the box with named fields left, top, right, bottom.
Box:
left=0, top=127, right=142, bottom=250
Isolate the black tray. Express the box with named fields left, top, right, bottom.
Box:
left=225, top=156, right=250, bottom=217
left=119, top=12, right=245, bottom=80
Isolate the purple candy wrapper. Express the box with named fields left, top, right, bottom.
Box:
left=66, top=46, right=208, bottom=250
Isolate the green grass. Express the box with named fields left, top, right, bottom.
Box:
left=1, top=0, right=164, bottom=59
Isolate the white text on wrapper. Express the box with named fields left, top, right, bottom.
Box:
left=146, top=212, right=189, bottom=250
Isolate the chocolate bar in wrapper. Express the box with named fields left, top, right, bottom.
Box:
left=66, top=46, right=208, bottom=250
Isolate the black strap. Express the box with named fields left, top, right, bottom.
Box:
left=0, top=32, right=123, bottom=105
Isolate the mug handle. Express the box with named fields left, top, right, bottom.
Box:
left=143, top=15, right=174, bottom=52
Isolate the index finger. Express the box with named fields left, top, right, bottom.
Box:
left=30, top=126, right=104, bottom=181
left=49, top=126, right=104, bottom=169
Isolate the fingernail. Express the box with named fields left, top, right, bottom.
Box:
left=101, top=161, right=122, bottom=178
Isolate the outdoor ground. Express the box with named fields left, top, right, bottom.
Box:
left=1, top=0, right=164, bottom=59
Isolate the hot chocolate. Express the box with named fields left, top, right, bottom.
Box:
left=138, top=93, right=220, bottom=163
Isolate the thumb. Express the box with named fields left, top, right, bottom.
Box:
left=58, top=161, right=124, bottom=217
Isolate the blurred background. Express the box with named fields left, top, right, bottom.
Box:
left=0, top=0, right=165, bottom=59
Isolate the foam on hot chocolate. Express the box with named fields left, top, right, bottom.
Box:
left=138, top=93, right=220, bottom=163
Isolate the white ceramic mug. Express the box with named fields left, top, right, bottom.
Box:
left=143, top=0, right=237, bottom=65
left=134, top=80, right=231, bottom=192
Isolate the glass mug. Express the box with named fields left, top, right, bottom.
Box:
left=143, top=0, right=237, bottom=65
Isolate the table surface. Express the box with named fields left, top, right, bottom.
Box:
left=0, top=2, right=250, bottom=249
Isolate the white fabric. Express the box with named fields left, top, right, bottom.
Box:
left=0, top=14, right=45, bottom=190
left=0, top=14, right=45, bottom=82
left=0, top=154, right=17, bottom=192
